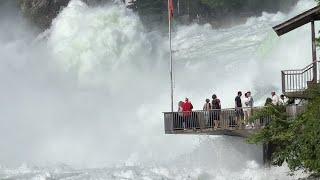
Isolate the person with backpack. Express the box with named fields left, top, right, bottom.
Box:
left=211, top=94, right=221, bottom=129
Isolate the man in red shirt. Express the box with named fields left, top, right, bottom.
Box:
left=182, top=98, right=194, bottom=129
left=182, top=97, right=193, bottom=116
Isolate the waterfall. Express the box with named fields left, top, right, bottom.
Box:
left=0, top=0, right=316, bottom=179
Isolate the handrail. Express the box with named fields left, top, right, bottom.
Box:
left=282, top=66, right=313, bottom=75
left=163, top=105, right=306, bottom=135
left=282, top=60, right=319, bottom=72
left=281, top=60, right=319, bottom=95
left=163, top=106, right=265, bottom=113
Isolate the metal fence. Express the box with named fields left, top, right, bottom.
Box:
left=286, top=104, right=307, bottom=119
left=281, top=61, right=319, bottom=94
left=164, top=107, right=272, bottom=133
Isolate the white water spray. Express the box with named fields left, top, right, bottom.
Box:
left=0, top=0, right=317, bottom=179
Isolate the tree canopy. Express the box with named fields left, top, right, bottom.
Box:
left=248, top=86, right=320, bottom=175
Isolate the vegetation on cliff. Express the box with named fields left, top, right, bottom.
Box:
left=18, top=0, right=298, bottom=29
left=248, top=0, right=320, bottom=175
left=200, top=0, right=296, bottom=12
left=248, top=86, right=320, bottom=175
left=135, top=0, right=298, bottom=25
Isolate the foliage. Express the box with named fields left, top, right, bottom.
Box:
left=199, top=0, right=296, bottom=12
left=249, top=0, right=320, bottom=174
left=247, top=86, right=320, bottom=174
left=199, top=0, right=242, bottom=10
left=135, top=0, right=163, bottom=15
left=134, top=0, right=297, bottom=22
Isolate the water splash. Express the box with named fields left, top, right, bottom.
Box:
left=0, top=0, right=317, bottom=179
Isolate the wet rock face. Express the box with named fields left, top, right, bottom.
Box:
left=18, top=0, right=113, bottom=29
left=18, top=0, right=70, bottom=29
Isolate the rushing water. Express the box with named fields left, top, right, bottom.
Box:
left=0, top=0, right=317, bottom=179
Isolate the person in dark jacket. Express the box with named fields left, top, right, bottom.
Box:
left=235, top=91, right=244, bottom=127
left=211, top=94, right=221, bottom=129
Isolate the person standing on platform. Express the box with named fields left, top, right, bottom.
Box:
left=235, top=91, right=244, bottom=128
left=244, top=91, right=254, bottom=128
left=279, top=94, right=286, bottom=106
left=271, top=92, right=280, bottom=106
left=247, top=91, right=254, bottom=108
left=244, top=92, right=250, bottom=125
left=203, top=99, right=211, bottom=111
left=265, top=98, right=273, bottom=106
left=176, top=101, right=184, bottom=129
left=211, top=94, right=221, bottom=129
left=183, top=98, right=193, bottom=128
left=203, top=99, right=211, bottom=126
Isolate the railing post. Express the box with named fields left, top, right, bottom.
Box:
left=311, top=21, right=317, bottom=83
left=318, top=61, right=320, bottom=83
left=281, top=71, right=285, bottom=94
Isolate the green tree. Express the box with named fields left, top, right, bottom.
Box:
left=248, top=86, right=320, bottom=174
left=199, top=0, right=242, bottom=10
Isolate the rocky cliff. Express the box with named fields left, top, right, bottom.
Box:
left=18, top=0, right=299, bottom=30
left=18, top=0, right=114, bottom=29
left=18, top=0, right=70, bottom=29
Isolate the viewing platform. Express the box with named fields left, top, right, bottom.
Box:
left=163, top=106, right=306, bottom=138
left=163, top=5, right=318, bottom=138
left=275, top=5, right=320, bottom=98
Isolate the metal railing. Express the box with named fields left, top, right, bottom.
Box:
left=281, top=61, right=320, bottom=94
left=164, top=107, right=272, bottom=133
left=164, top=105, right=307, bottom=134
left=286, top=104, right=306, bottom=119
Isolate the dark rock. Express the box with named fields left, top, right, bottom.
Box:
left=18, top=0, right=115, bottom=29
left=18, top=0, right=70, bottom=29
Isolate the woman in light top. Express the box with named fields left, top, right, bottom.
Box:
left=176, top=101, right=184, bottom=129
left=244, top=92, right=254, bottom=128
left=243, top=93, right=249, bottom=124
left=203, top=99, right=211, bottom=111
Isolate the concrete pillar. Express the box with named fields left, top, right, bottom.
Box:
left=263, top=143, right=273, bottom=166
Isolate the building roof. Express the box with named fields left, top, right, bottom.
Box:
left=273, top=5, right=320, bottom=36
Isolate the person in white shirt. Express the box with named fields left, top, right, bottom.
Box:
left=247, top=91, right=254, bottom=107
left=244, top=91, right=254, bottom=128
left=203, top=99, right=211, bottom=126
left=243, top=93, right=250, bottom=126
left=271, top=92, right=280, bottom=105
left=279, top=94, right=286, bottom=105
left=176, top=101, right=184, bottom=129
left=203, top=99, right=211, bottom=111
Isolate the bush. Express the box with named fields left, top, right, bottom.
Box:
left=248, top=86, right=320, bottom=174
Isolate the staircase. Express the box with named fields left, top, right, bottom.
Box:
left=281, top=61, right=319, bottom=98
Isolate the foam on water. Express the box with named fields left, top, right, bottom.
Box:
left=0, top=0, right=317, bottom=179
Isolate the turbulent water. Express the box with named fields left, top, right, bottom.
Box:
left=0, top=0, right=318, bottom=179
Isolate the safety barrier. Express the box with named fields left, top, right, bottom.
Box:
left=164, top=107, right=271, bottom=133
left=281, top=61, right=319, bottom=96
left=163, top=105, right=306, bottom=134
